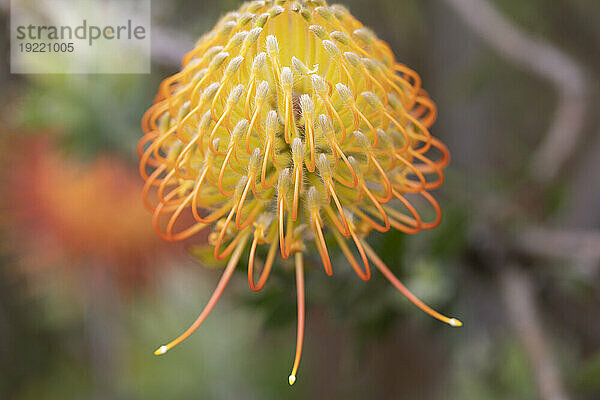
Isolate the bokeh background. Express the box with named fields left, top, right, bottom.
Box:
left=1, top=0, right=600, bottom=399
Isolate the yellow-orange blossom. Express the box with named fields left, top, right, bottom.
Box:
left=139, top=0, right=461, bottom=385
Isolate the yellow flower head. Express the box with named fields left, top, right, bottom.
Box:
left=139, top=0, right=460, bottom=385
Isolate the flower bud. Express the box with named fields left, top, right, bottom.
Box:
left=353, top=27, right=375, bottom=45
left=268, top=5, right=284, bottom=17
left=300, top=94, right=314, bottom=119
left=200, top=46, right=224, bottom=65
left=256, top=80, right=270, bottom=102
left=232, top=119, right=249, bottom=142
left=316, top=153, right=332, bottom=182
left=254, top=12, right=269, bottom=28
left=233, top=175, right=249, bottom=202
left=266, top=110, right=280, bottom=138
left=281, top=67, right=294, bottom=90
left=330, top=4, right=350, bottom=20
left=330, top=31, right=350, bottom=45
left=238, top=12, right=254, bottom=27
left=308, top=25, right=328, bottom=40
left=361, top=91, right=383, bottom=110
left=376, top=129, right=394, bottom=150
left=177, top=101, right=191, bottom=121
left=300, top=8, right=312, bottom=22
left=291, top=138, right=304, bottom=166
left=219, top=21, right=237, bottom=37
left=248, top=147, right=262, bottom=174
left=315, top=6, right=333, bottom=21
left=225, top=31, right=247, bottom=51
left=319, top=114, right=334, bottom=139
left=266, top=35, right=279, bottom=57
left=361, top=57, right=380, bottom=74
left=224, top=56, right=244, bottom=78
left=199, top=111, right=212, bottom=131
left=292, top=57, right=312, bottom=76
left=208, top=52, right=229, bottom=71
left=247, top=1, right=265, bottom=13
left=335, top=83, right=353, bottom=104
left=307, top=186, right=320, bottom=213
left=277, top=168, right=292, bottom=196
left=227, top=85, right=245, bottom=105
left=311, top=75, right=328, bottom=97
left=158, top=112, right=171, bottom=132
left=353, top=131, right=371, bottom=150
left=244, top=27, right=263, bottom=49
left=322, top=40, right=341, bottom=58
left=252, top=52, right=267, bottom=74
left=344, top=52, right=360, bottom=68
left=201, top=82, right=220, bottom=103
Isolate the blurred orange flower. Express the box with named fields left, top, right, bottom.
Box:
left=4, top=135, right=172, bottom=287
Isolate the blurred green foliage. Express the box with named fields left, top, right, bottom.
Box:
left=19, top=75, right=155, bottom=159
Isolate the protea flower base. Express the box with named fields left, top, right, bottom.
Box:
left=139, top=0, right=461, bottom=385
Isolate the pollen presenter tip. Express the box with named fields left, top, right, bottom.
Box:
left=448, top=318, right=463, bottom=327
left=154, top=345, right=169, bottom=355
left=288, top=375, right=296, bottom=386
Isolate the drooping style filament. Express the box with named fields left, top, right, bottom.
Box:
left=289, top=252, right=306, bottom=386
left=154, top=233, right=250, bottom=355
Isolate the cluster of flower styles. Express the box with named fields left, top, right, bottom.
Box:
left=139, top=0, right=461, bottom=386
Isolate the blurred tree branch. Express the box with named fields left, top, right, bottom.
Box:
left=441, top=1, right=594, bottom=399
left=517, top=227, right=600, bottom=264
left=442, top=0, right=589, bottom=184
left=500, top=266, right=569, bottom=400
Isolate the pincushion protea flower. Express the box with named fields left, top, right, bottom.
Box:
left=139, top=0, right=461, bottom=385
